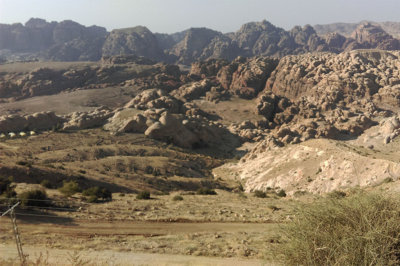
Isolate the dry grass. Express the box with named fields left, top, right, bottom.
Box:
left=277, top=190, right=400, bottom=265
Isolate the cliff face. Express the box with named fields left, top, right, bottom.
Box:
left=2, top=18, right=400, bottom=64
left=0, top=18, right=107, bottom=61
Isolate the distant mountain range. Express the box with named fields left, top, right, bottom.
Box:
left=314, top=21, right=400, bottom=38
left=1, top=18, right=400, bottom=64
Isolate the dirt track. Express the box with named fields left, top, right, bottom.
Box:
left=6, top=220, right=274, bottom=236
left=0, top=218, right=277, bottom=265
left=1, top=245, right=270, bottom=265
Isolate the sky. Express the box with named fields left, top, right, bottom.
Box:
left=0, top=0, right=399, bottom=33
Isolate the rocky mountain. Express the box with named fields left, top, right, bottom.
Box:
left=0, top=18, right=107, bottom=61
left=2, top=18, right=400, bottom=65
left=314, top=21, right=400, bottom=38
left=102, top=26, right=166, bottom=62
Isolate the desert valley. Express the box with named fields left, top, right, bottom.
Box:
left=2, top=14, right=400, bottom=265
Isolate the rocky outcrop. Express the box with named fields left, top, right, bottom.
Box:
left=104, top=108, right=239, bottom=149
left=190, top=58, right=229, bottom=78
left=350, top=23, right=400, bottom=50
left=354, top=116, right=400, bottom=146
left=125, top=89, right=183, bottom=113
left=265, top=50, right=400, bottom=103
left=62, top=107, right=113, bottom=130
left=229, top=57, right=278, bottom=98
left=171, top=79, right=212, bottom=101
left=144, top=111, right=237, bottom=149
left=0, top=112, right=64, bottom=133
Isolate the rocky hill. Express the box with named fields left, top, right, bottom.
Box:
left=314, top=21, right=400, bottom=38
left=2, top=18, right=400, bottom=64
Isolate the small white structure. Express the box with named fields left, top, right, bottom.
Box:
left=29, top=131, right=36, bottom=136
left=0, top=133, right=6, bottom=138
left=8, top=132, right=16, bottom=138
left=19, top=132, right=26, bottom=137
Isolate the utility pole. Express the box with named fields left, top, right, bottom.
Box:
left=2, top=202, right=26, bottom=265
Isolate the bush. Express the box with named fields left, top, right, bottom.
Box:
left=196, top=188, right=217, bottom=195
left=328, top=190, right=347, bottom=199
left=40, top=179, right=52, bottom=189
left=276, top=189, right=286, bottom=197
left=276, top=191, right=400, bottom=265
left=254, top=190, right=267, bottom=198
left=136, top=191, right=151, bottom=200
left=172, top=195, right=183, bottom=201
left=0, top=176, right=16, bottom=198
left=58, top=180, right=81, bottom=197
left=19, top=189, right=49, bottom=207
left=82, top=186, right=112, bottom=202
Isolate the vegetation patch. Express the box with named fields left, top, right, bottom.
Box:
left=82, top=186, right=112, bottom=203
left=136, top=191, right=151, bottom=200
left=172, top=195, right=184, bottom=201
left=277, top=191, right=400, bottom=265
left=19, top=189, right=49, bottom=207
left=0, top=176, right=16, bottom=198
left=196, top=188, right=217, bottom=195
left=58, top=180, right=81, bottom=197
left=253, top=190, right=267, bottom=198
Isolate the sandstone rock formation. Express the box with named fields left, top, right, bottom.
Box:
left=229, top=57, right=278, bottom=98
left=171, top=79, right=212, bottom=101
left=0, top=111, right=64, bottom=133
left=62, top=107, right=114, bottom=130
left=125, top=89, right=183, bottom=113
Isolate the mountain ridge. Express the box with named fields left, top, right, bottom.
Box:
left=1, top=18, right=400, bottom=64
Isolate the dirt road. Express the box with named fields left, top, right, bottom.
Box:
left=0, top=219, right=277, bottom=265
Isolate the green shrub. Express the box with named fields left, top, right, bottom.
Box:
left=276, top=189, right=286, bottom=197
left=254, top=190, right=267, bottom=198
left=136, top=191, right=151, bottom=200
left=82, top=186, right=112, bottom=202
left=58, top=180, right=81, bottom=197
left=172, top=195, right=183, bottom=201
left=328, top=190, right=347, bottom=198
left=19, top=189, right=49, bottom=207
left=196, top=188, right=217, bottom=195
left=276, top=191, right=400, bottom=265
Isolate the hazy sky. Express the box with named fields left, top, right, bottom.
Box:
left=0, top=0, right=399, bottom=33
